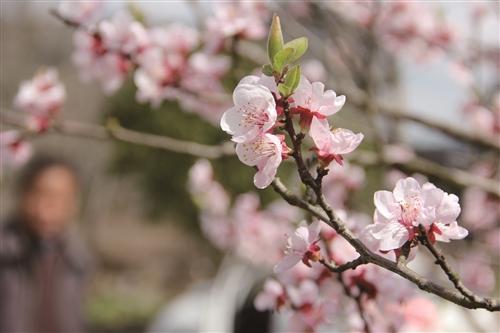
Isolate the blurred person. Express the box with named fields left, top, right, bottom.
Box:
left=0, top=155, right=91, bottom=333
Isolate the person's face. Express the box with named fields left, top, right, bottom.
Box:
left=20, top=166, right=79, bottom=238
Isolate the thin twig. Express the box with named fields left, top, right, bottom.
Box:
left=417, top=225, right=477, bottom=302
left=338, top=274, right=372, bottom=333
left=319, top=257, right=368, bottom=273
left=1, top=110, right=233, bottom=159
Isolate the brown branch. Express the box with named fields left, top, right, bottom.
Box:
left=236, top=41, right=500, bottom=152
left=345, top=88, right=500, bottom=152
left=271, top=177, right=500, bottom=311
left=4, top=109, right=498, bottom=197
left=350, top=150, right=500, bottom=198
left=319, top=257, right=368, bottom=273
left=417, top=225, right=477, bottom=302
left=272, top=101, right=500, bottom=311
left=1, top=110, right=233, bottom=159
left=338, top=274, right=372, bottom=333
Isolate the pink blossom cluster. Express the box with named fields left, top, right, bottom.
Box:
left=205, top=2, right=269, bottom=52
left=332, top=1, right=456, bottom=61
left=14, top=68, right=66, bottom=133
left=0, top=130, right=32, bottom=171
left=362, top=177, right=468, bottom=257
left=61, top=1, right=269, bottom=124
left=256, top=214, right=440, bottom=332
left=462, top=93, right=500, bottom=139
left=220, top=74, right=363, bottom=188
left=188, top=159, right=299, bottom=267
left=2, top=68, right=67, bottom=170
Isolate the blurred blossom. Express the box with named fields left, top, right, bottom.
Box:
left=188, top=160, right=297, bottom=266
left=274, top=221, right=322, bottom=274
left=205, top=1, right=268, bottom=51
left=448, top=61, right=474, bottom=87
left=322, top=163, right=365, bottom=209
left=14, top=69, right=66, bottom=133
left=399, top=297, right=439, bottom=332
left=332, top=1, right=456, bottom=61
left=254, top=278, right=285, bottom=311
left=384, top=169, right=427, bottom=194
left=459, top=253, right=495, bottom=295
left=188, top=159, right=230, bottom=216
left=302, top=59, right=327, bottom=82
left=72, top=30, right=131, bottom=94
left=0, top=131, right=32, bottom=169
left=98, top=11, right=150, bottom=55
left=383, top=144, right=415, bottom=164
left=57, top=0, right=102, bottom=25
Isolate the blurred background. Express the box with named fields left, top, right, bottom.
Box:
left=1, top=1, right=499, bottom=332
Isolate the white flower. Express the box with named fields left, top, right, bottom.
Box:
left=363, top=177, right=467, bottom=253
left=235, top=133, right=283, bottom=189
left=292, top=76, right=346, bottom=117
left=274, top=221, right=321, bottom=273
left=309, top=117, right=363, bottom=166
left=221, top=76, right=277, bottom=143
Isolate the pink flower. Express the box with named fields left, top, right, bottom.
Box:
left=57, top=0, right=102, bottom=25
left=235, top=133, right=284, bottom=189
left=400, top=297, right=439, bottom=331
left=274, top=221, right=322, bottom=273
left=459, top=253, right=495, bottom=295
left=188, top=159, right=230, bottom=216
left=291, top=76, right=346, bottom=129
left=133, top=24, right=199, bottom=107
left=221, top=76, right=277, bottom=143
left=254, top=279, right=286, bottom=311
left=72, top=30, right=131, bottom=94
left=322, top=162, right=365, bottom=209
left=0, top=131, right=32, bottom=168
left=14, top=69, right=66, bottom=132
left=180, top=52, right=230, bottom=94
left=302, top=59, right=326, bottom=82
left=309, top=117, right=363, bottom=166
left=206, top=2, right=268, bottom=41
left=98, top=11, right=149, bottom=56
left=363, top=177, right=467, bottom=253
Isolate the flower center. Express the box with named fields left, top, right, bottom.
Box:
left=399, top=195, right=421, bottom=226
left=239, top=101, right=269, bottom=128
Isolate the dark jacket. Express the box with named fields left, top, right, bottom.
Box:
left=0, top=218, right=91, bottom=333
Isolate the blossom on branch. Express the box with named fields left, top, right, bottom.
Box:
left=57, top=0, right=102, bottom=25
left=254, top=278, right=286, bottom=311
left=309, top=117, right=363, bottom=167
left=220, top=76, right=277, bottom=143
left=274, top=221, right=322, bottom=273
left=363, top=177, right=468, bottom=254
left=235, top=133, right=284, bottom=189
left=0, top=131, right=32, bottom=169
left=14, top=68, right=66, bottom=132
left=291, top=76, right=346, bottom=129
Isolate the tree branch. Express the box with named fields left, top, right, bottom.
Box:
left=319, top=257, right=368, bottom=273
left=1, top=110, right=234, bottom=159
left=417, top=225, right=477, bottom=302
left=4, top=109, right=498, bottom=197
left=272, top=102, right=500, bottom=311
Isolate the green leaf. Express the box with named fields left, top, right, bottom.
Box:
left=278, top=83, right=293, bottom=97
left=267, top=15, right=284, bottom=64
left=272, top=47, right=294, bottom=73
left=283, top=37, right=308, bottom=63
left=262, top=64, right=274, bottom=76
left=283, top=65, right=301, bottom=92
